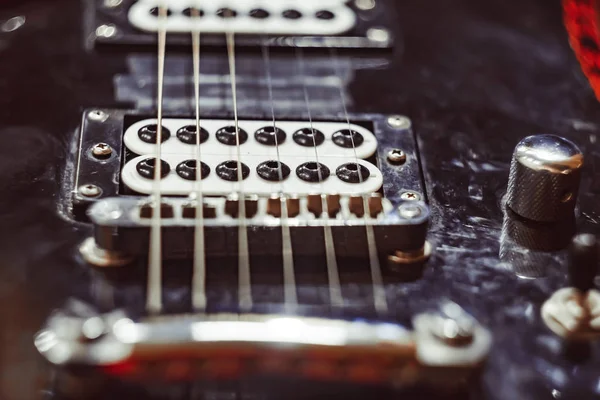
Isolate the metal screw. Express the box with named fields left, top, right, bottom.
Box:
left=96, top=24, right=118, bottom=39
left=82, top=317, right=105, bottom=340
left=431, top=303, right=475, bottom=346
left=432, top=317, right=474, bottom=346
left=366, top=27, right=391, bottom=44
left=387, top=148, right=406, bottom=165
left=387, top=115, right=411, bottom=129
left=88, top=110, right=108, bottom=122
left=78, top=184, right=101, bottom=198
left=92, top=143, right=112, bottom=159
left=400, top=191, right=421, bottom=201
left=1, top=16, right=25, bottom=33
left=398, top=203, right=422, bottom=219
left=355, top=0, right=376, bottom=10
left=103, top=0, right=123, bottom=8
left=79, top=237, right=133, bottom=268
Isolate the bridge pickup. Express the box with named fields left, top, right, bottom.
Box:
left=71, top=110, right=424, bottom=226
left=88, top=195, right=429, bottom=259
left=35, top=307, right=491, bottom=386
left=120, top=117, right=381, bottom=197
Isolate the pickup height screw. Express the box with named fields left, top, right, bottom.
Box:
left=387, top=115, right=411, bottom=129
left=400, top=191, right=421, bottom=201
left=91, top=143, right=112, bottom=159
left=88, top=110, right=108, bottom=122
left=103, top=0, right=123, bottom=8
left=355, top=0, right=376, bottom=10
left=79, top=237, right=133, bottom=267
left=96, top=24, right=118, bottom=39
left=432, top=316, right=474, bottom=346
left=367, top=27, right=390, bottom=44
left=398, top=203, right=422, bottom=219
left=78, top=184, right=101, bottom=198
left=387, top=149, right=406, bottom=165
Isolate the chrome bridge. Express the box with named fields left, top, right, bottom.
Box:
left=35, top=301, right=491, bottom=387
left=86, top=194, right=429, bottom=261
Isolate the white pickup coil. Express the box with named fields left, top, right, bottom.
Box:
left=121, top=118, right=382, bottom=196
left=128, top=0, right=357, bottom=35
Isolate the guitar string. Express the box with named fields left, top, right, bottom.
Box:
left=146, top=3, right=168, bottom=314
left=190, top=6, right=207, bottom=312
left=262, top=42, right=297, bottom=307
left=225, top=21, right=252, bottom=312
left=329, top=48, right=388, bottom=315
left=296, top=47, right=344, bottom=308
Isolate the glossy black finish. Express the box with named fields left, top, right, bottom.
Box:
left=176, top=125, right=209, bottom=145
left=296, top=162, right=330, bottom=182
left=216, top=126, right=248, bottom=146
left=175, top=159, right=210, bottom=181
left=293, top=128, right=325, bottom=147
left=256, top=160, right=290, bottom=181
left=216, top=160, right=250, bottom=181
left=138, top=124, right=171, bottom=143
left=1, top=1, right=600, bottom=400
left=332, top=129, right=364, bottom=148
left=254, top=126, right=287, bottom=146
left=335, top=162, right=371, bottom=183
left=135, top=157, right=170, bottom=179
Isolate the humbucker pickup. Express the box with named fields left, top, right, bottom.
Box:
left=35, top=304, right=491, bottom=386
left=72, top=110, right=423, bottom=218
left=90, top=0, right=396, bottom=50
left=71, top=109, right=427, bottom=265
left=121, top=118, right=381, bottom=196
left=128, top=0, right=357, bottom=35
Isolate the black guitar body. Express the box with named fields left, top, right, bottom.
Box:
left=1, top=0, right=599, bottom=399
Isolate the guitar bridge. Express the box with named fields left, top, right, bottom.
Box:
left=35, top=302, right=491, bottom=387
left=87, top=194, right=428, bottom=260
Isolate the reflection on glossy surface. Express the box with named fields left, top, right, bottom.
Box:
left=499, top=207, right=574, bottom=278
left=514, top=135, right=583, bottom=174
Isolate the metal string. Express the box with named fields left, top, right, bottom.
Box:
left=226, top=27, right=252, bottom=312
left=262, top=42, right=297, bottom=307
left=329, top=48, right=388, bottom=314
left=146, top=4, right=168, bottom=314
left=296, top=47, right=343, bottom=308
left=190, top=6, right=206, bottom=311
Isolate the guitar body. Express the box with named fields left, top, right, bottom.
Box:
left=1, top=0, right=599, bottom=399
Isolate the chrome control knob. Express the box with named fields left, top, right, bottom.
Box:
left=506, top=134, right=583, bottom=222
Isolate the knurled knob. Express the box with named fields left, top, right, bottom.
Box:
left=506, top=134, right=583, bottom=222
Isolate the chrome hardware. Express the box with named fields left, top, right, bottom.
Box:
left=506, top=134, right=583, bottom=222
left=35, top=303, right=490, bottom=386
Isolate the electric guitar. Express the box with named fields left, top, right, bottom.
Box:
left=0, top=0, right=599, bottom=399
